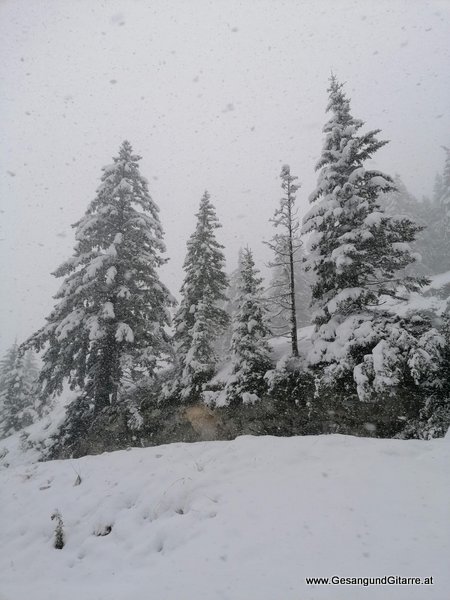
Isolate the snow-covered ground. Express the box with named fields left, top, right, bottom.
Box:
left=269, top=324, right=314, bottom=361
left=0, top=434, right=448, bottom=600
left=428, top=269, right=450, bottom=293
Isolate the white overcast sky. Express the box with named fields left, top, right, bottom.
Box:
left=1, top=0, right=449, bottom=354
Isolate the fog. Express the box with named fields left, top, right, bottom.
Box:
left=1, top=0, right=449, bottom=354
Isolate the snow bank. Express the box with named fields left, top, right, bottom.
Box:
left=427, top=269, right=450, bottom=291
left=1, top=434, right=448, bottom=600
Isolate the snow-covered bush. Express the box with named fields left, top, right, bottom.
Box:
left=399, top=316, right=450, bottom=439
left=262, top=356, right=314, bottom=435
left=314, top=314, right=445, bottom=403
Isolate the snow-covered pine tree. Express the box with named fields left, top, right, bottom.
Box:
left=0, top=344, right=37, bottom=438
left=431, top=146, right=450, bottom=269
left=24, top=141, right=174, bottom=432
left=266, top=165, right=303, bottom=356
left=416, top=194, right=450, bottom=275
left=380, top=175, right=430, bottom=276
left=173, top=191, right=229, bottom=401
left=406, top=153, right=450, bottom=277
left=213, top=251, right=244, bottom=361
left=22, top=349, right=40, bottom=387
left=0, top=343, right=19, bottom=393
left=225, top=248, right=272, bottom=404
left=440, top=146, right=450, bottom=227
left=302, top=76, right=432, bottom=402
left=215, top=247, right=278, bottom=360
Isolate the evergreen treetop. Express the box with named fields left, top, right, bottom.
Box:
left=303, top=76, right=427, bottom=328
left=173, top=191, right=229, bottom=400
left=226, top=247, right=272, bottom=404
left=25, top=141, right=174, bottom=412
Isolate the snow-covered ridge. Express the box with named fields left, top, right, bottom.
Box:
left=1, top=434, right=448, bottom=600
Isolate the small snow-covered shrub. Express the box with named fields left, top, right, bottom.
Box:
left=351, top=317, right=445, bottom=403
left=309, top=372, right=399, bottom=438
left=265, top=356, right=313, bottom=406
left=399, top=317, right=450, bottom=439
left=307, top=313, right=446, bottom=437
left=262, top=356, right=314, bottom=436
left=401, top=395, right=450, bottom=440
left=51, top=510, right=65, bottom=549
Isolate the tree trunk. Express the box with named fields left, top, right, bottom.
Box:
left=287, top=181, right=299, bottom=357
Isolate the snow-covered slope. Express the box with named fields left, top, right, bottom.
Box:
left=1, top=434, right=448, bottom=600
left=428, top=269, right=450, bottom=294
left=269, top=324, right=314, bottom=361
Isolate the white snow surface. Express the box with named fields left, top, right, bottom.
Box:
left=427, top=269, right=450, bottom=291
left=269, top=325, right=314, bottom=361
left=0, top=434, right=448, bottom=600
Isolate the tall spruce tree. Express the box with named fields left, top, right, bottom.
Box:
left=173, top=191, right=229, bottom=401
left=25, top=141, right=174, bottom=422
left=0, top=344, right=37, bottom=438
left=303, top=76, right=426, bottom=325
left=266, top=165, right=302, bottom=356
left=226, top=248, right=272, bottom=404
left=302, top=77, right=432, bottom=402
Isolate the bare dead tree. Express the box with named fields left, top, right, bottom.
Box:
left=265, top=165, right=302, bottom=357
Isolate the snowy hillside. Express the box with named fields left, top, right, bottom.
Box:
left=1, top=434, right=449, bottom=600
